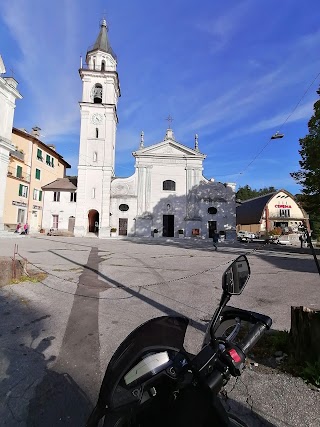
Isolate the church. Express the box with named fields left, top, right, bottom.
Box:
left=42, top=20, right=236, bottom=239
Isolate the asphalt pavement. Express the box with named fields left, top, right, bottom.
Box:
left=0, top=235, right=319, bottom=426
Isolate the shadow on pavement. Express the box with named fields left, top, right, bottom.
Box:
left=0, top=290, right=93, bottom=426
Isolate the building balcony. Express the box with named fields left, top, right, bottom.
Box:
left=7, top=166, right=30, bottom=182
left=10, top=149, right=25, bottom=161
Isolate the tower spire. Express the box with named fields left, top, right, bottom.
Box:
left=87, top=19, right=117, bottom=60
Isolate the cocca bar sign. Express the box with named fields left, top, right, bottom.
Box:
left=275, top=204, right=292, bottom=208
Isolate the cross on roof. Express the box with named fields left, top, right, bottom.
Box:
left=166, top=115, right=173, bottom=129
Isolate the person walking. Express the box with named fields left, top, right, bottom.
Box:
left=212, top=231, right=219, bottom=251
left=15, top=223, right=21, bottom=233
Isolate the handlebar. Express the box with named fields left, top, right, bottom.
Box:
left=238, top=321, right=268, bottom=354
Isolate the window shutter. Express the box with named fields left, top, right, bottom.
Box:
left=17, top=165, right=22, bottom=178
left=51, top=158, right=54, bottom=167
left=46, top=154, right=50, bottom=164
left=19, top=184, right=22, bottom=196
left=39, top=191, right=42, bottom=202
left=37, top=148, right=42, bottom=158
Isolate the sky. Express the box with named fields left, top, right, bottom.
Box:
left=1, top=0, right=320, bottom=195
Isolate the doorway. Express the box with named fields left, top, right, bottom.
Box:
left=119, top=218, right=128, bottom=236
left=208, top=221, right=217, bottom=238
left=31, top=210, right=38, bottom=230
left=88, top=209, right=99, bottom=233
left=163, top=215, right=174, bottom=237
left=68, top=216, right=75, bottom=233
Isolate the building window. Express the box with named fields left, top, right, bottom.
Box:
left=92, top=188, right=96, bottom=199
left=53, top=191, right=60, bottom=202
left=35, top=168, right=41, bottom=180
left=101, top=60, right=106, bottom=71
left=119, top=204, right=129, bottom=212
left=70, top=192, right=77, bottom=202
left=279, top=209, right=290, bottom=218
left=96, top=128, right=99, bottom=138
left=208, top=207, right=217, bottom=215
left=37, top=148, right=43, bottom=161
left=163, top=180, right=176, bottom=191
left=33, top=189, right=42, bottom=201
left=52, top=215, right=59, bottom=229
left=19, top=184, right=28, bottom=198
left=93, top=84, right=103, bottom=104
left=16, top=165, right=22, bottom=178
left=93, top=151, right=97, bottom=162
left=17, top=208, right=26, bottom=224
left=45, top=154, right=54, bottom=167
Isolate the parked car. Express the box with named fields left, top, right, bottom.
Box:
left=237, top=230, right=256, bottom=241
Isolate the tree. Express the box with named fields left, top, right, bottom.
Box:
left=236, top=185, right=277, bottom=201
left=291, top=86, right=320, bottom=239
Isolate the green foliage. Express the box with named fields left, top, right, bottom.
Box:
left=291, top=86, right=320, bottom=239
left=301, top=361, right=320, bottom=387
left=236, top=185, right=277, bottom=201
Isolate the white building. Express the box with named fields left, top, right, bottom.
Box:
left=0, top=55, right=22, bottom=230
left=42, top=20, right=236, bottom=239
left=41, top=177, right=77, bottom=233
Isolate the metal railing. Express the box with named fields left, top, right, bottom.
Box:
left=7, top=166, right=30, bottom=182
left=10, top=149, right=25, bottom=161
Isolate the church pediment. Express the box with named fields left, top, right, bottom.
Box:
left=133, top=140, right=205, bottom=159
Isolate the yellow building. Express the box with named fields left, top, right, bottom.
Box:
left=3, top=127, right=71, bottom=232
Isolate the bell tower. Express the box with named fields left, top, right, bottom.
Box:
left=74, top=19, right=120, bottom=237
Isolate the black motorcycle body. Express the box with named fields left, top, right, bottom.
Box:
left=86, top=255, right=272, bottom=427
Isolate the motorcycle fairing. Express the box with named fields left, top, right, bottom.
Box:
left=97, top=316, right=189, bottom=411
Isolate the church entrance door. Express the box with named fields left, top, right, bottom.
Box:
left=208, top=221, right=217, bottom=238
left=119, top=218, right=128, bottom=236
left=88, top=209, right=99, bottom=233
left=163, top=215, right=174, bottom=237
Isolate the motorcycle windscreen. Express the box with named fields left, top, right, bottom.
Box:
left=97, top=316, right=189, bottom=410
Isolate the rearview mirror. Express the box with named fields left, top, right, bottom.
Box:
left=222, top=255, right=250, bottom=295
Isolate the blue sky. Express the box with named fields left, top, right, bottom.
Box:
left=1, top=0, right=320, bottom=195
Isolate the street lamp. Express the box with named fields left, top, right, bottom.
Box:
left=271, top=131, right=284, bottom=139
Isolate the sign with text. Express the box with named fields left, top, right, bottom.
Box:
left=12, top=201, right=27, bottom=207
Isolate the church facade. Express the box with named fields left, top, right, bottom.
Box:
left=42, top=20, right=236, bottom=239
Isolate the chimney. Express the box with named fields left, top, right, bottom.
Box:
left=48, top=144, right=56, bottom=151
left=32, top=126, right=41, bottom=138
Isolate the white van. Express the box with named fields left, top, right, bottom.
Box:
left=237, top=230, right=255, bottom=241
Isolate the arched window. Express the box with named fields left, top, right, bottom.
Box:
left=163, top=180, right=176, bottom=191
left=93, top=84, right=103, bottom=104
left=208, top=207, right=217, bottom=215
left=96, top=128, right=99, bottom=138
left=101, top=61, right=106, bottom=71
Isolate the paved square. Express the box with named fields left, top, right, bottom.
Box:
left=0, top=236, right=319, bottom=426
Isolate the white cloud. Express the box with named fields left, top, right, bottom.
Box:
left=197, top=0, right=255, bottom=53
left=2, top=0, right=81, bottom=138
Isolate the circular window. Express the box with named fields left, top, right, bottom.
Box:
left=119, top=204, right=129, bottom=212
left=208, top=207, right=217, bottom=214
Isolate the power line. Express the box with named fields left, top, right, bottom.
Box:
left=238, top=70, right=320, bottom=177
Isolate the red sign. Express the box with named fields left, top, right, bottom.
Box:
left=275, top=204, right=292, bottom=208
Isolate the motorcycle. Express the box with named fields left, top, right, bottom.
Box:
left=86, top=255, right=272, bottom=426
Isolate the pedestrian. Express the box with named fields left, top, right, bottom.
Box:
left=94, top=221, right=99, bottom=233
left=299, top=234, right=304, bottom=248
left=212, top=231, right=219, bottom=251
left=24, top=223, right=29, bottom=235
left=15, top=223, right=21, bottom=233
